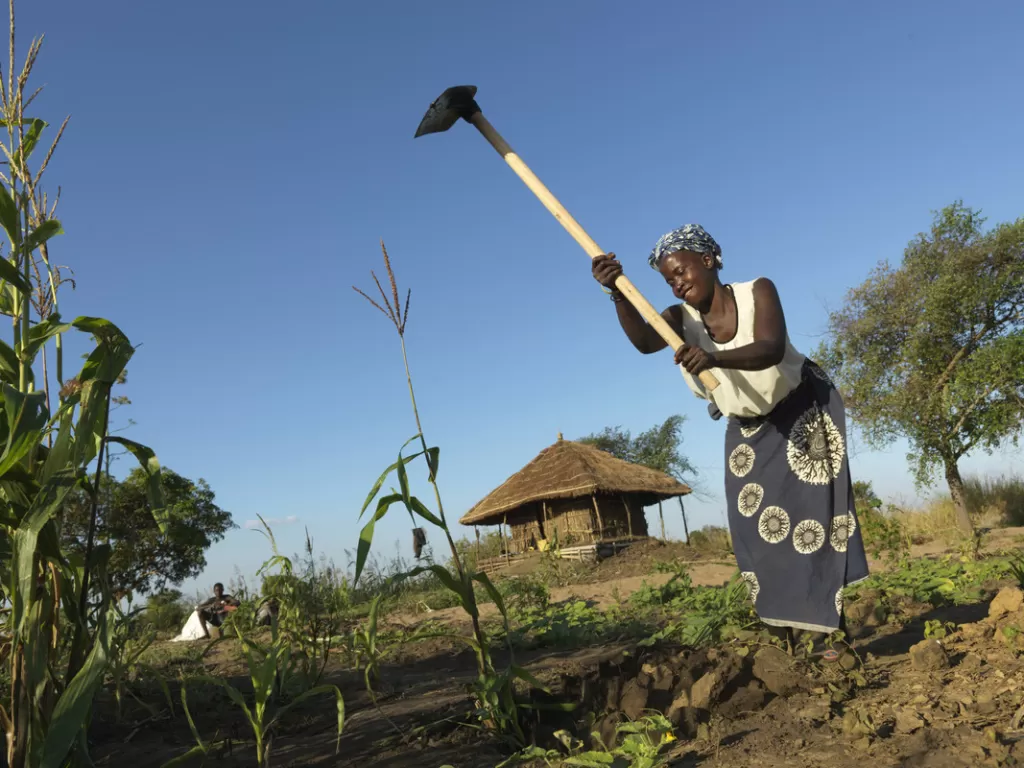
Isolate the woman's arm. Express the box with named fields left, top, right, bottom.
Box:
left=677, top=278, right=788, bottom=374
left=593, top=253, right=681, bottom=354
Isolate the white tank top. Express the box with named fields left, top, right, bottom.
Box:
left=678, top=279, right=805, bottom=418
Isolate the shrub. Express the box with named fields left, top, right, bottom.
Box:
left=500, top=575, right=550, bottom=617
left=858, top=504, right=909, bottom=564
left=145, top=589, right=190, bottom=633
left=688, top=525, right=732, bottom=554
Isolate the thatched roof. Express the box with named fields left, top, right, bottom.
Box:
left=460, top=435, right=691, bottom=526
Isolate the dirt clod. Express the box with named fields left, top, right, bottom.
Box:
left=690, top=670, right=719, bottom=711
left=618, top=679, right=648, bottom=720
left=910, top=639, right=950, bottom=672
left=988, top=587, right=1024, bottom=619
left=846, top=590, right=885, bottom=627
left=896, top=709, right=925, bottom=734
left=752, top=646, right=808, bottom=696
left=718, top=681, right=768, bottom=718
left=960, top=621, right=994, bottom=641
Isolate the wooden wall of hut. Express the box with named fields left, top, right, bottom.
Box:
left=587, top=495, right=649, bottom=541
left=501, top=494, right=651, bottom=553
left=504, top=504, right=544, bottom=554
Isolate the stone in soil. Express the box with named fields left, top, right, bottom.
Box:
left=989, top=587, right=1024, bottom=619
left=910, top=638, right=950, bottom=672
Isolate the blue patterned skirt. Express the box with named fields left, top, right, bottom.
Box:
left=724, top=361, right=869, bottom=633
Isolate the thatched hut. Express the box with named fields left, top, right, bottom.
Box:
left=459, top=434, right=691, bottom=554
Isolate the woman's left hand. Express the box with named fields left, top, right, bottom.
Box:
left=675, top=344, right=717, bottom=375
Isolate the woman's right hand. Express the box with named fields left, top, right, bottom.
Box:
left=592, top=253, right=623, bottom=289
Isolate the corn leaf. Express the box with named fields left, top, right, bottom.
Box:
left=389, top=565, right=474, bottom=618
left=22, top=314, right=71, bottom=364
left=408, top=496, right=443, bottom=527
left=40, top=410, right=72, bottom=483
left=509, top=664, right=550, bottom=694
left=40, top=614, right=113, bottom=768
left=23, top=218, right=63, bottom=255
left=71, top=379, right=107, bottom=469
left=0, top=385, right=47, bottom=479
left=269, top=685, right=345, bottom=754
left=0, top=256, right=30, bottom=296
left=359, top=437, right=423, bottom=518
left=426, top=446, right=440, bottom=482
left=0, top=184, right=21, bottom=247
left=177, top=684, right=208, bottom=757
left=0, top=338, right=21, bottom=385
left=396, top=450, right=411, bottom=508
left=368, top=594, right=381, bottom=641
left=471, top=571, right=508, bottom=620
left=106, top=437, right=167, bottom=533
left=354, top=493, right=401, bottom=584
left=159, top=745, right=210, bottom=768
left=73, top=317, right=135, bottom=385
left=12, top=466, right=77, bottom=634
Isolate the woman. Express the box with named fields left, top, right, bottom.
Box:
left=592, top=224, right=868, bottom=637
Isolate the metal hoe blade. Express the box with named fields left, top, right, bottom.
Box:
left=414, top=85, right=480, bottom=138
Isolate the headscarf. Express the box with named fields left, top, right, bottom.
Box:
left=648, top=223, right=723, bottom=271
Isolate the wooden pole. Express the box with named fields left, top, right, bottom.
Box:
left=658, top=502, right=666, bottom=541
left=463, top=114, right=728, bottom=391
left=622, top=495, right=634, bottom=539
left=475, top=527, right=481, bottom=565
left=678, top=496, right=690, bottom=545
left=503, top=514, right=510, bottom=564
left=591, top=495, right=604, bottom=541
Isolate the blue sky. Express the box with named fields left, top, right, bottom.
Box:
left=21, top=1, right=1023, bottom=596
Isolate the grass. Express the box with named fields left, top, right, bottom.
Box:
left=112, top=533, right=1024, bottom=768
left=854, top=473, right=1024, bottom=562
left=964, top=473, right=1024, bottom=526
left=686, top=525, right=733, bottom=555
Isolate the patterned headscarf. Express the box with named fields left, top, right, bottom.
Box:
left=648, top=224, right=723, bottom=271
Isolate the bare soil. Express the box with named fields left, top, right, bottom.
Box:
left=89, top=528, right=1024, bottom=767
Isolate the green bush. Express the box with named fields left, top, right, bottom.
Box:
left=858, top=505, right=909, bottom=564
left=854, top=481, right=909, bottom=563
left=145, top=589, right=190, bottom=633
left=500, top=575, right=550, bottom=616
left=688, top=525, right=732, bottom=554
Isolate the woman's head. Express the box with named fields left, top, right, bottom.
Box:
left=649, top=224, right=722, bottom=309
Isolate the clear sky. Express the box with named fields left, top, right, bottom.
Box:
left=21, top=1, right=1024, bottom=597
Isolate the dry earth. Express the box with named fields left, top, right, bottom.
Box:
left=89, top=527, right=1024, bottom=767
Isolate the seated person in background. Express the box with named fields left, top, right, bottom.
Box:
left=196, top=582, right=239, bottom=638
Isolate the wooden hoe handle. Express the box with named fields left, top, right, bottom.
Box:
left=468, top=112, right=720, bottom=393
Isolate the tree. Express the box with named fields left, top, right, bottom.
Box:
left=61, top=467, right=236, bottom=595
left=816, top=203, right=1024, bottom=533
left=578, top=415, right=697, bottom=540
